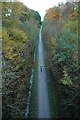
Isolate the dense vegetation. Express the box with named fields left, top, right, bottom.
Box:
left=2, top=2, right=41, bottom=119
left=42, top=2, right=79, bottom=118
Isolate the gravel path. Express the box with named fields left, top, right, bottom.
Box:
left=37, top=28, right=50, bottom=118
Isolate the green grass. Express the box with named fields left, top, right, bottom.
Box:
left=28, top=40, right=38, bottom=118
left=48, top=81, right=59, bottom=118
left=43, top=47, right=59, bottom=118
left=28, top=65, right=38, bottom=118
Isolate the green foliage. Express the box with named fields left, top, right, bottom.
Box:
left=35, top=11, right=41, bottom=21
left=53, top=52, right=66, bottom=64
left=42, top=2, right=79, bottom=118
left=60, top=76, right=72, bottom=86
left=8, top=28, right=28, bottom=43
left=60, top=67, right=72, bottom=87
left=2, top=2, right=41, bottom=119
left=64, top=20, right=78, bottom=33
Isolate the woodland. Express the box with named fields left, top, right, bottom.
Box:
left=42, top=2, right=79, bottom=118
left=2, top=2, right=41, bottom=118
left=2, top=1, right=79, bottom=119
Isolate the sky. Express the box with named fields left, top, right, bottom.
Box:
left=20, top=0, right=67, bottom=20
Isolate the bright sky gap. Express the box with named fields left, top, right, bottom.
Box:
left=20, top=0, right=67, bottom=20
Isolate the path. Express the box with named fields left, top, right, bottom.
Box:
left=37, top=27, right=50, bottom=118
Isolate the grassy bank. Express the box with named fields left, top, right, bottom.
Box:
left=28, top=36, right=39, bottom=118
left=48, top=80, right=59, bottom=118
left=43, top=42, right=58, bottom=118
left=2, top=2, right=41, bottom=118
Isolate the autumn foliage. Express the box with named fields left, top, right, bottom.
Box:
left=2, top=2, right=41, bottom=119
left=42, top=2, right=79, bottom=118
